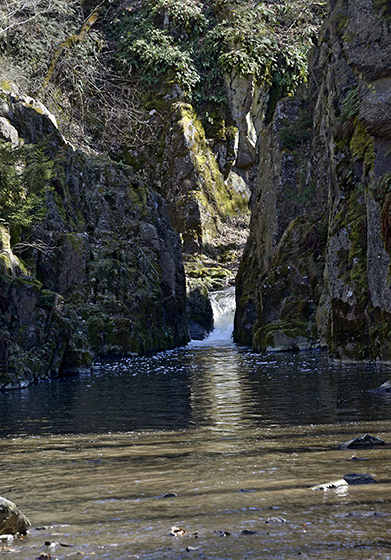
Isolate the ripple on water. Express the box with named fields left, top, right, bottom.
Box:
left=1, top=346, right=391, bottom=558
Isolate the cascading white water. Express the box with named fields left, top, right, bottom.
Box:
left=190, top=285, right=236, bottom=346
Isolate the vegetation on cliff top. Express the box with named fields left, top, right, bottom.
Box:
left=0, top=0, right=327, bottom=154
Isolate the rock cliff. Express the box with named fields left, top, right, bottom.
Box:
left=235, top=0, right=391, bottom=362
left=0, top=88, right=188, bottom=388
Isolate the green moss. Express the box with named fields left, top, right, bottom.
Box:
left=38, top=289, right=58, bottom=309
left=66, top=233, right=85, bottom=254
left=12, top=276, right=42, bottom=290
left=0, top=254, right=13, bottom=278
left=0, top=81, right=13, bottom=93
left=342, top=87, right=359, bottom=120
left=278, top=109, right=312, bottom=150
left=179, top=103, right=247, bottom=216
left=350, top=119, right=375, bottom=171
left=87, top=314, right=140, bottom=355
left=253, top=318, right=308, bottom=351
left=373, top=0, right=391, bottom=22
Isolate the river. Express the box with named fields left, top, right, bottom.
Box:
left=1, top=288, right=391, bottom=559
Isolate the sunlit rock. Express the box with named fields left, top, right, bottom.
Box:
left=0, top=117, right=18, bottom=145
left=311, top=479, right=349, bottom=491
left=0, top=497, right=31, bottom=535
left=170, top=526, right=186, bottom=536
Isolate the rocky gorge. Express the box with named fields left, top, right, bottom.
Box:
left=235, top=0, right=391, bottom=362
left=0, top=0, right=391, bottom=387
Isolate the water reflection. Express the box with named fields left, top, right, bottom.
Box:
left=1, top=347, right=391, bottom=560
left=189, top=346, right=254, bottom=432
left=0, top=349, right=390, bottom=437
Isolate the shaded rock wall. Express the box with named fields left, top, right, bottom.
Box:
left=313, top=0, right=391, bottom=361
left=0, top=89, right=188, bottom=388
left=235, top=0, right=391, bottom=361
left=235, top=96, right=325, bottom=351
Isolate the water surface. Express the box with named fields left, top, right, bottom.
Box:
left=1, top=335, right=391, bottom=558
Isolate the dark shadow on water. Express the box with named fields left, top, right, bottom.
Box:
left=0, top=347, right=390, bottom=437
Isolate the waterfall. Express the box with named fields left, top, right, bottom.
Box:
left=190, top=286, right=236, bottom=346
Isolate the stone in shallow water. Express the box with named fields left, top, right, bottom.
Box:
left=311, top=479, right=349, bottom=491
left=369, top=380, right=391, bottom=393
left=343, top=473, right=375, bottom=485
left=0, top=497, right=31, bottom=535
left=338, top=434, right=385, bottom=449
left=265, top=517, right=287, bottom=524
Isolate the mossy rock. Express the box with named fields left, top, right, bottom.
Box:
left=37, top=289, right=61, bottom=309
left=253, top=318, right=312, bottom=352
left=350, top=119, right=375, bottom=171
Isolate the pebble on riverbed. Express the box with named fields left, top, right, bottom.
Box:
left=368, top=380, right=391, bottom=393
left=170, top=526, right=186, bottom=536
left=0, top=534, right=14, bottom=543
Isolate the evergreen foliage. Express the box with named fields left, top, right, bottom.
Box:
left=110, top=0, right=327, bottom=101
left=0, top=142, right=53, bottom=232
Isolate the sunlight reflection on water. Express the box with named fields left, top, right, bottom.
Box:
left=1, top=296, right=391, bottom=558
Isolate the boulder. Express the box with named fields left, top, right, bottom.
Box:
left=338, top=434, right=385, bottom=449
left=0, top=117, right=19, bottom=145
left=186, top=279, right=213, bottom=340
left=0, top=497, right=31, bottom=535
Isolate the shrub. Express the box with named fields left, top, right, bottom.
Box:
left=0, top=142, right=53, bottom=233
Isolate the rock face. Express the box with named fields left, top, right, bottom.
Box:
left=235, top=0, right=391, bottom=360
left=309, top=0, right=391, bottom=361
left=155, top=101, right=250, bottom=253
left=0, top=89, right=188, bottom=387
left=235, top=96, right=324, bottom=350
left=186, top=279, right=214, bottom=340
left=0, top=497, right=31, bottom=535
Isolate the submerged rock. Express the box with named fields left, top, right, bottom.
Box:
left=312, top=473, right=375, bottom=490
left=0, top=497, right=31, bottom=535
left=339, top=434, right=385, bottom=449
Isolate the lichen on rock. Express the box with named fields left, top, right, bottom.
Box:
left=0, top=90, right=189, bottom=387
left=234, top=0, right=391, bottom=361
